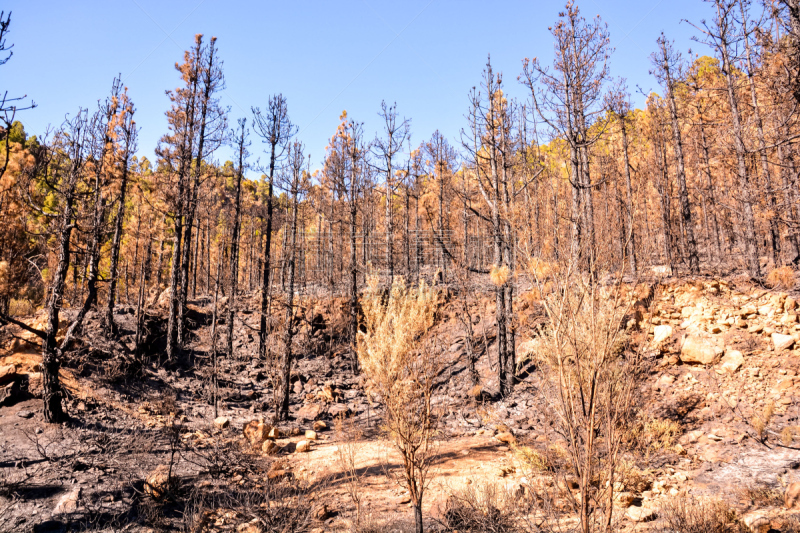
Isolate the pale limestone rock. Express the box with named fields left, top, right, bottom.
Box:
left=681, top=335, right=723, bottom=364
left=719, top=350, right=744, bottom=373
left=772, top=333, right=795, bottom=351
left=653, top=325, right=673, bottom=345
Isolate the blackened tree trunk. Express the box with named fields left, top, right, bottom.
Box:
left=226, top=119, right=248, bottom=360
left=653, top=35, right=699, bottom=273
left=105, top=95, right=136, bottom=335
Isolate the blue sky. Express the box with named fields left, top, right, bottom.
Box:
left=4, top=0, right=714, bottom=174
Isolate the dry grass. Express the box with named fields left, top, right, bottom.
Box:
left=657, top=497, right=747, bottom=533
left=738, top=484, right=784, bottom=507
left=513, top=445, right=550, bottom=473
left=752, top=401, right=775, bottom=442
left=638, top=417, right=682, bottom=451
left=490, top=264, right=511, bottom=286
left=766, top=266, right=795, bottom=290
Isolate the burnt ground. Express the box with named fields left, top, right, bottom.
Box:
left=0, top=276, right=799, bottom=532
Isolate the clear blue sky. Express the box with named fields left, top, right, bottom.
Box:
left=4, top=0, right=714, bottom=174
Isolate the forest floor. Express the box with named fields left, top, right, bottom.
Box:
left=1, top=272, right=800, bottom=532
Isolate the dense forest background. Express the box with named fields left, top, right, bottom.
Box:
left=2, top=0, right=800, bottom=422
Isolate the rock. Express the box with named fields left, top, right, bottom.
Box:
left=243, top=419, right=271, bottom=446
left=53, top=487, right=81, bottom=515
left=625, top=505, right=657, bottom=522
left=267, top=469, right=291, bottom=481
left=785, top=297, right=797, bottom=311
left=313, top=504, right=330, bottom=521
left=772, top=333, right=795, bottom=351
left=262, top=440, right=277, bottom=455
left=468, top=384, right=483, bottom=399
left=305, top=430, right=317, bottom=440
left=681, top=335, right=723, bottom=365
left=614, top=492, right=636, bottom=507
left=0, top=381, right=20, bottom=406
left=0, top=364, right=16, bottom=384
left=494, top=431, right=517, bottom=445
left=719, top=350, right=744, bottom=373
left=16, top=410, right=34, bottom=419
left=312, top=420, right=328, bottom=432
left=296, top=403, right=322, bottom=421
left=786, top=482, right=800, bottom=509
left=27, top=372, right=43, bottom=398
left=268, top=427, right=281, bottom=439
left=236, top=520, right=263, bottom=533
left=653, top=325, right=673, bottom=345
left=295, top=440, right=311, bottom=453
left=742, top=512, right=771, bottom=533
left=659, top=374, right=675, bottom=385
left=328, top=404, right=351, bottom=418
left=144, top=465, right=172, bottom=499
left=213, top=416, right=229, bottom=429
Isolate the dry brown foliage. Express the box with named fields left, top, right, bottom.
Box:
left=527, top=260, right=646, bottom=533
left=656, top=497, right=747, bottom=533
left=766, top=266, right=795, bottom=290
left=357, top=275, right=440, bottom=533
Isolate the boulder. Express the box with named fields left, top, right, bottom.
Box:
left=614, top=492, right=636, bottom=507
left=261, top=440, right=277, bottom=455
left=786, top=482, right=800, bottom=510
left=653, top=325, right=673, bottom=345
left=719, top=350, right=744, bottom=373
left=494, top=431, right=517, bottom=445
left=243, top=419, right=271, bottom=446
left=295, top=440, right=311, bottom=453
left=268, top=427, right=281, bottom=439
left=144, top=465, right=172, bottom=499
left=626, top=505, right=657, bottom=522
left=296, top=403, right=322, bottom=421
left=305, top=430, right=317, bottom=440
left=312, top=420, right=328, bottom=432
left=742, top=512, right=771, bottom=533
left=0, top=364, right=16, bottom=385
left=53, top=487, right=81, bottom=515
left=772, top=333, right=795, bottom=351
left=213, top=416, right=229, bottom=429
left=680, top=335, right=723, bottom=365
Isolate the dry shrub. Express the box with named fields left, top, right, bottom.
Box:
left=334, top=415, right=365, bottom=525
left=8, top=298, right=35, bottom=316
left=738, top=483, right=784, bottom=507
left=781, top=425, right=800, bottom=446
left=766, top=266, right=795, bottom=290
left=490, top=264, right=511, bottom=286
left=527, top=261, right=646, bottom=533
left=357, top=275, right=440, bottom=533
left=657, top=498, right=746, bottom=533
left=514, top=445, right=550, bottom=473
left=528, top=257, right=556, bottom=279
left=438, top=483, right=521, bottom=533
left=637, top=417, right=682, bottom=452
left=752, top=401, right=775, bottom=442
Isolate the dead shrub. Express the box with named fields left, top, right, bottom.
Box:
left=738, top=483, right=784, bottom=507
left=357, top=275, right=440, bottom=533
left=752, top=400, right=775, bottom=442
left=766, top=266, right=795, bottom=290
left=438, top=483, right=519, bottom=533
left=657, top=498, right=746, bottom=533
left=527, top=261, right=647, bottom=533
